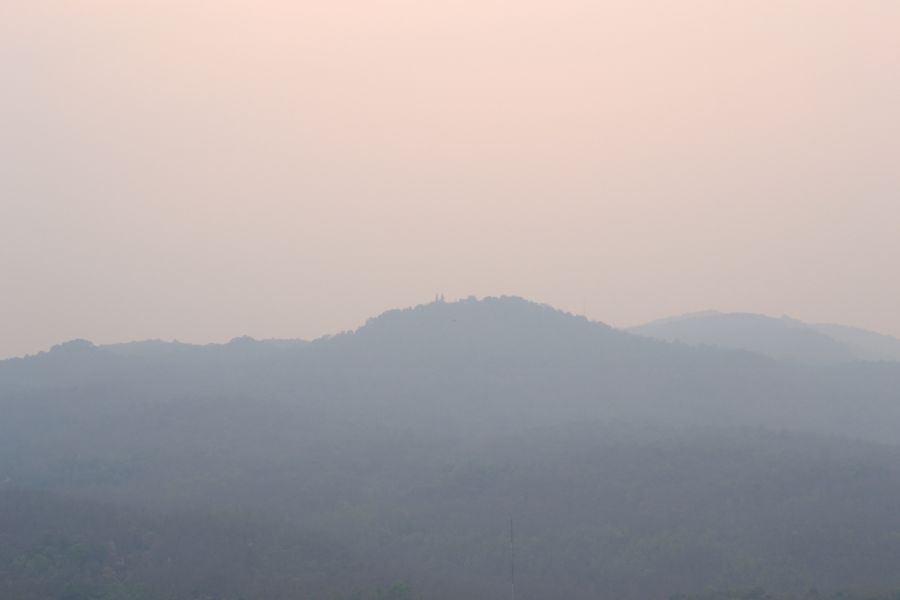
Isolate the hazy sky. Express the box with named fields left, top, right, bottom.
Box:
left=2, top=1, right=899, bottom=358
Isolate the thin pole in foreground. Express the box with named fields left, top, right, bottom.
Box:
left=509, top=517, right=516, bottom=600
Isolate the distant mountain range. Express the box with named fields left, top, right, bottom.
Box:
left=3, top=297, right=900, bottom=600
left=630, top=310, right=900, bottom=364
left=13, top=301, right=899, bottom=368
left=3, top=297, right=900, bottom=442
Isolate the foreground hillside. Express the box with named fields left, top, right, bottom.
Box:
left=3, top=297, right=900, bottom=599
left=4, top=428, right=900, bottom=600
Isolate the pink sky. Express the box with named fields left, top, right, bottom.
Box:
left=1, top=1, right=899, bottom=357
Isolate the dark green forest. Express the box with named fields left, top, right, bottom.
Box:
left=3, top=298, right=900, bottom=599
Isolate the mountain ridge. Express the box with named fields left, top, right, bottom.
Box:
left=8, top=297, right=898, bottom=366
left=630, top=310, right=900, bottom=364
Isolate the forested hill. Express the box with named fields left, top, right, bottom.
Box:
left=3, top=297, right=900, bottom=599
left=2, top=297, right=899, bottom=442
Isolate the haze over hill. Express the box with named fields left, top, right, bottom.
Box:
left=5, top=1, right=900, bottom=599
left=4, top=1, right=900, bottom=361
left=3, top=297, right=900, bottom=599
